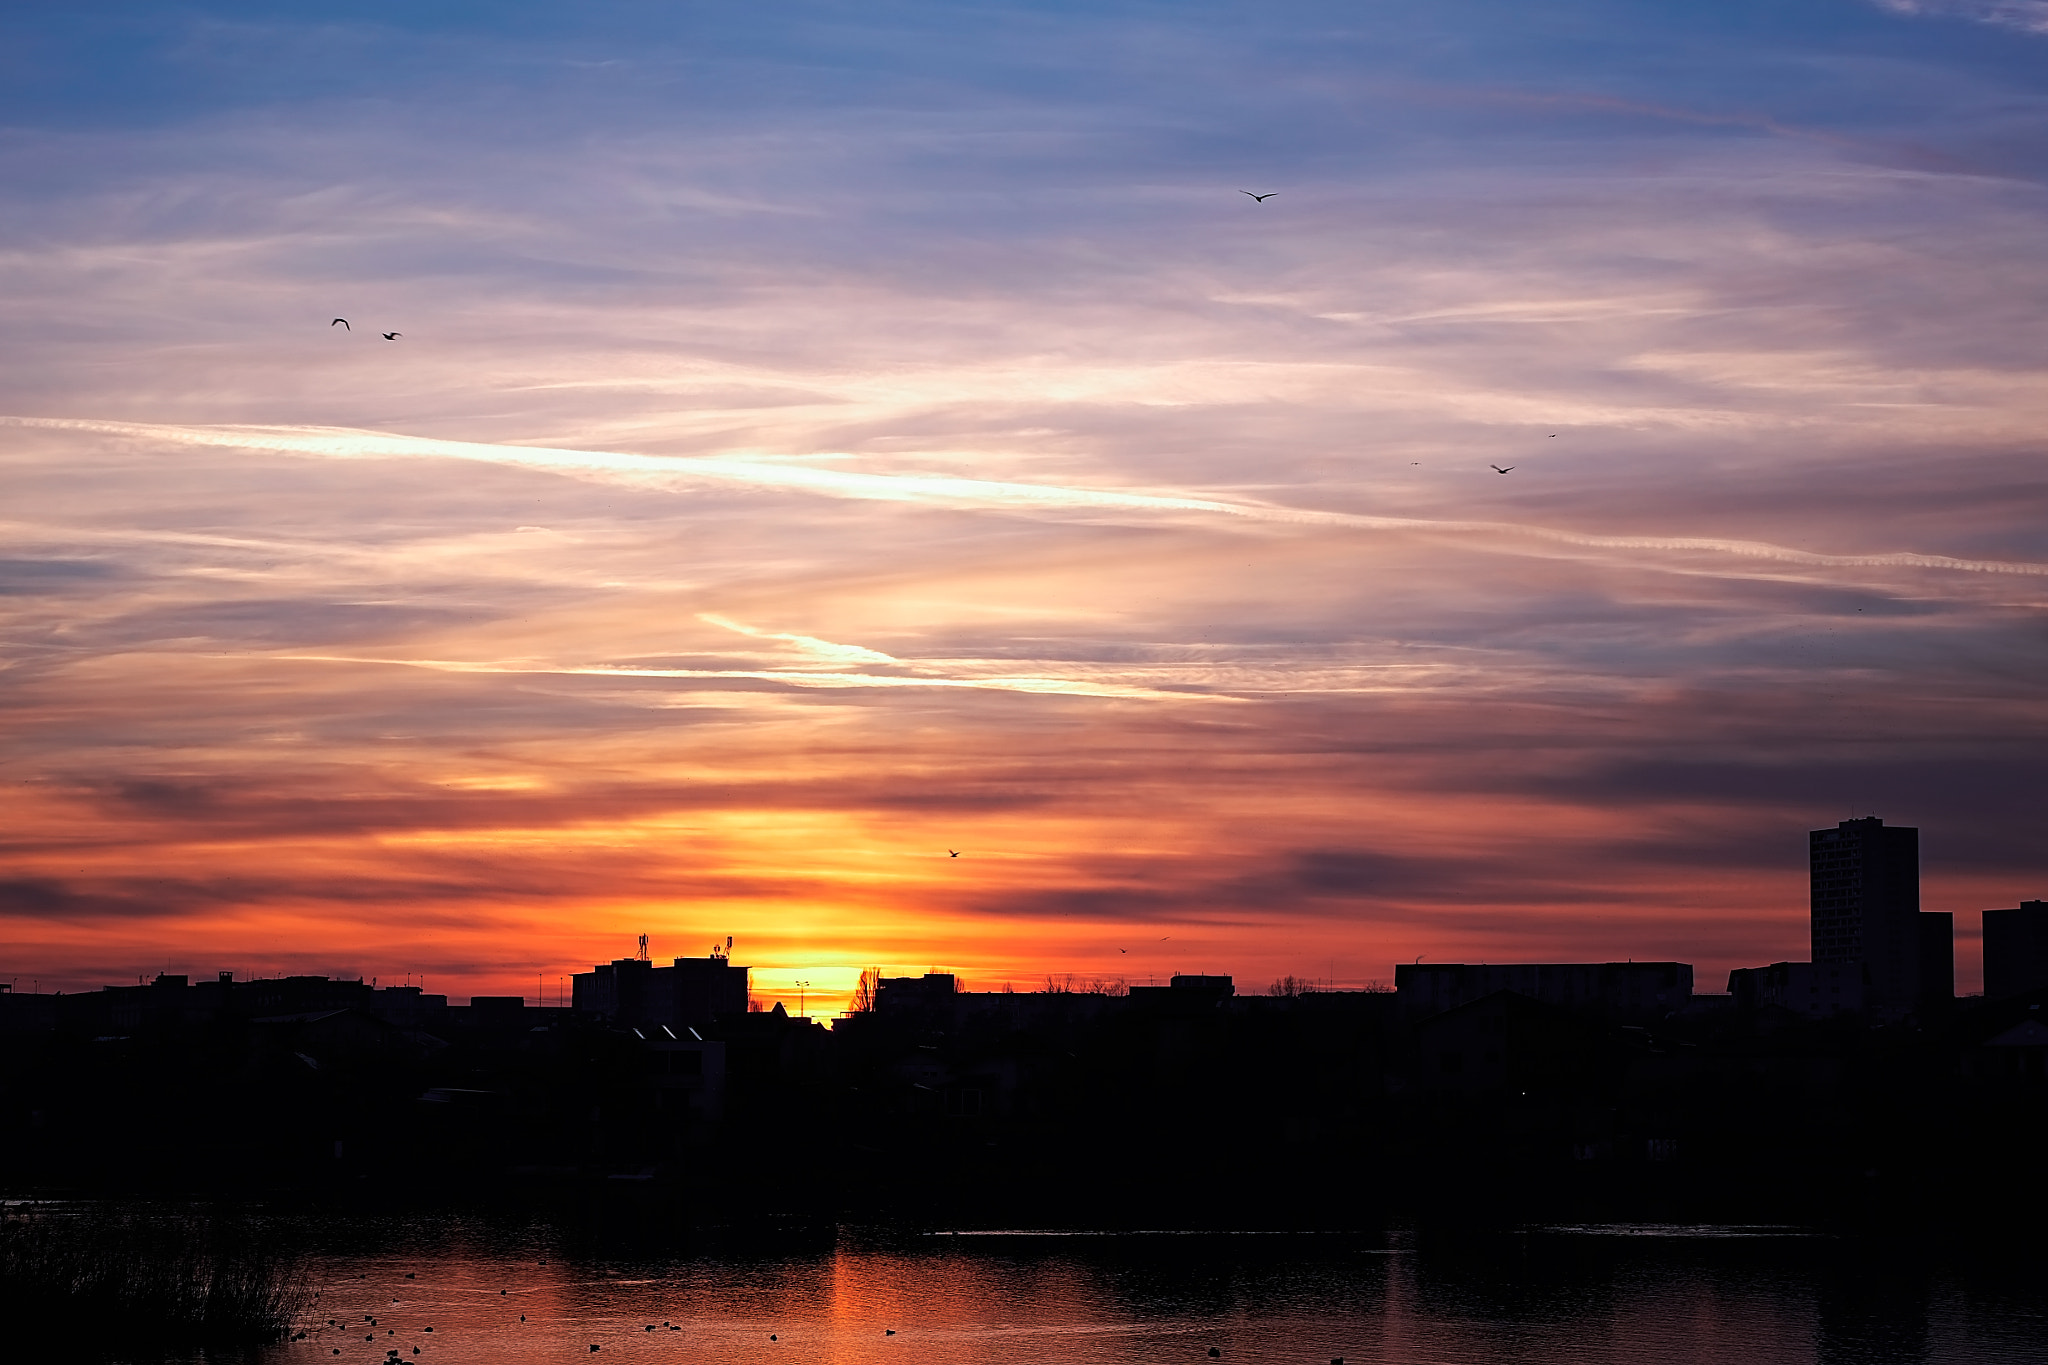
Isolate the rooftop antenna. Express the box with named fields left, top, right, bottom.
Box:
left=637, top=933, right=649, bottom=962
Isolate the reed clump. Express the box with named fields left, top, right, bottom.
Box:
left=0, top=1204, right=310, bottom=1349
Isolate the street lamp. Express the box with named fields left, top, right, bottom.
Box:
left=796, top=980, right=810, bottom=1019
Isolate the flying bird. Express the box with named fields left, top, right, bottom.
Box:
left=331, top=318, right=349, bottom=329
left=382, top=332, right=401, bottom=340
left=1491, top=464, right=1515, bottom=474
left=948, top=850, right=960, bottom=858
left=1240, top=191, right=1277, bottom=202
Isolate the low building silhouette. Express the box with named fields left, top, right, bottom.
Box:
left=572, top=945, right=749, bottom=1034
left=1984, top=901, right=2048, bottom=999
left=1728, top=961, right=1863, bottom=1018
left=1969, top=1016, right=2048, bottom=1081
left=1407, top=990, right=1599, bottom=1094
left=0, top=982, right=56, bottom=1034
left=874, top=972, right=957, bottom=1007
left=1129, top=973, right=1234, bottom=1005
left=1394, top=961, right=1691, bottom=1024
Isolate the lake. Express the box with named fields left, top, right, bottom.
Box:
left=198, top=1221, right=2048, bottom=1365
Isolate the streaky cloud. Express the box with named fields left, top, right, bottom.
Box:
left=270, top=653, right=1236, bottom=703
left=1873, top=1, right=2048, bottom=34
left=699, top=613, right=902, bottom=666
left=11, top=414, right=2048, bottom=581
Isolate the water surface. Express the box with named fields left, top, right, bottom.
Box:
left=236, top=1222, right=2048, bottom=1365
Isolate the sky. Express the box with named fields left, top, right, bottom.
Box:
left=4, top=0, right=2047, bottom=1010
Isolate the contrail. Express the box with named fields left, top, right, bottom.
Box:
left=272, top=654, right=1234, bottom=703
left=10, top=414, right=2047, bottom=578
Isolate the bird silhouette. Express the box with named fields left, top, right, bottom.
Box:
left=1119, top=948, right=1128, bottom=954
left=1240, top=191, right=1277, bottom=201
left=947, top=850, right=960, bottom=857
left=382, top=332, right=401, bottom=340
left=331, top=318, right=349, bottom=329
left=1491, top=464, right=1515, bottom=474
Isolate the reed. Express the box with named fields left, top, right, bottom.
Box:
left=0, top=1204, right=310, bottom=1349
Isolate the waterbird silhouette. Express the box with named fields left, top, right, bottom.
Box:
left=1491, top=464, right=1514, bottom=474
left=382, top=332, right=401, bottom=340
left=948, top=850, right=960, bottom=857
left=1240, top=191, right=1277, bottom=201
left=331, top=319, right=349, bottom=329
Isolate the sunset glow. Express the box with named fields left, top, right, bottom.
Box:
left=6, top=1, right=2048, bottom=1010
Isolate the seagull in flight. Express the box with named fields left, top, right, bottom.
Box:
left=331, top=318, right=349, bottom=330
left=381, top=332, right=401, bottom=340
left=947, top=850, right=960, bottom=858
left=1491, top=464, right=1515, bottom=474
left=1240, top=191, right=1277, bottom=202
